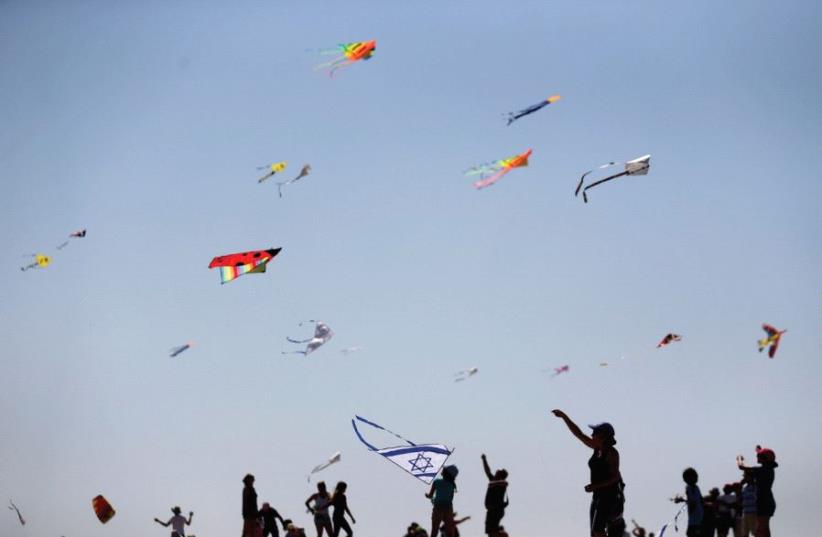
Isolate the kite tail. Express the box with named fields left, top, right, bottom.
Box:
left=276, top=182, right=285, bottom=198
left=20, top=262, right=37, bottom=271
left=474, top=169, right=508, bottom=190
left=282, top=350, right=308, bottom=356
left=56, top=241, right=69, bottom=250
left=314, top=56, right=346, bottom=71
left=286, top=337, right=313, bottom=344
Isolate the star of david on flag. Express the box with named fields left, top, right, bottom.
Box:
left=352, top=415, right=452, bottom=484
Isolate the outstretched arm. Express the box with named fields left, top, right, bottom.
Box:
left=154, top=518, right=170, bottom=527
left=186, top=512, right=193, bottom=525
left=481, top=454, right=494, bottom=480
left=552, top=409, right=595, bottom=449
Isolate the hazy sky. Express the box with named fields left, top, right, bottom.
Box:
left=2, top=1, right=821, bottom=536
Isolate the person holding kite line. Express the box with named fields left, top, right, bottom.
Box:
left=305, top=481, right=335, bottom=537
left=481, top=454, right=509, bottom=537
left=425, top=464, right=459, bottom=537
left=154, top=506, right=193, bottom=537
left=552, top=409, right=626, bottom=537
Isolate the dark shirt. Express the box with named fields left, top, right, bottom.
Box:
left=260, top=508, right=282, bottom=530
left=484, top=481, right=508, bottom=510
left=243, top=486, right=259, bottom=520
left=589, top=447, right=620, bottom=498
left=332, top=494, right=347, bottom=520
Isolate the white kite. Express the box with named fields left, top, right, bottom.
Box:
left=340, top=346, right=364, bottom=356
left=283, top=320, right=334, bottom=356
left=454, top=367, right=478, bottom=382
left=575, top=154, right=651, bottom=203
left=352, top=415, right=452, bottom=484
left=308, top=451, right=342, bottom=482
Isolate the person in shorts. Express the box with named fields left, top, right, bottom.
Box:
left=154, top=506, right=193, bottom=537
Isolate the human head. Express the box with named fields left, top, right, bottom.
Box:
left=335, top=481, right=347, bottom=493
left=443, top=465, right=459, bottom=481
left=723, top=483, right=734, bottom=494
left=682, top=467, right=699, bottom=485
left=495, top=468, right=509, bottom=480
left=172, top=506, right=181, bottom=515
left=261, top=502, right=270, bottom=511
left=589, top=422, right=617, bottom=447
left=317, top=481, right=327, bottom=494
left=243, top=473, right=255, bottom=486
left=709, top=487, right=720, bottom=498
left=756, top=445, right=777, bottom=465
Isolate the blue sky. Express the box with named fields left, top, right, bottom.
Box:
left=1, top=1, right=821, bottom=536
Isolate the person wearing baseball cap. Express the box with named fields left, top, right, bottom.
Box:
left=737, top=446, right=778, bottom=537
left=552, top=409, right=625, bottom=537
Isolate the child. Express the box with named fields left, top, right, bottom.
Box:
left=674, top=468, right=703, bottom=537
left=154, top=506, right=193, bottom=537
left=481, top=454, right=508, bottom=537
left=425, top=465, right=459, bottom=537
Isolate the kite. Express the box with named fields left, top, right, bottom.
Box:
left=170, top=342, right=193, bottom=357
left=658, top=503, right=686, bottom=537
left=506, top=95, right=561, bottom=125
left=283, top=320, right=334, bottom=356
left=315, top=40, right=376, bottom=77
left=351, top=415, right=452, bottom=484
left=575, top=154, right=651, bottom=203
left=340, top=346, right=364, bottom=356
left=57, top=229, right=87, bottom=249
left=551, top=365, right=570, bottom=377
left=454, top=367, right=478, bottom=382
left=8, top=500, right=25, bottom=526
left=258, top=161, right=287, bottom=183
left=277, top=164, right=311, bottom=198
left=20, top=253, right=51, bottom=271
left=208, top=248, right=282, bottom=284
left=758, top=324, right=786, bottom=358
left=657, top=333, right=682, bottom=348
left=92, top=495, right=115, bottom=524
left=307, top=451, right=341, bottom=482
left=466, top=149, right=532, bottom=190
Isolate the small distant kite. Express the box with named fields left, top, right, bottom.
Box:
left=277, top=164, right=311, bottom=198
left=308, top=451, right=341, bottom=482
left=340, top=346, right=364, bottom=356
left=657, top=333, right=682, bottom=348
left=315, top=40, right=376, bottom=77
left=466, top=149, right=532, bottom=190
left=575, top=154, right=651, bottom=203
left=92, top=495, right=115, bottom=524
left=352, top=415, right=452, bottom=484
left=599, top=362, right=609, bottom=367
left=20, top=253, right=51, bottom=271
left=208, top=248, right=282, bottom=284
left=551, top=365, right=570, bottom=378
left=258, top=161, right=287, bottom=183
left=170, top=342, right=193, bottom=357
left=758, top=324, right=786, bottom=358
left=284, top=320, right=334, bottom=356
left=506, top=95, right=561, bottom=126
left=454, top=367, right=478, bottom=382
left=57, top=229, right=87, bottom=250
left=8, top=500, right=25, bottom=526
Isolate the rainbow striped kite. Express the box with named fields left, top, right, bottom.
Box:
left=208, top=248, right=282, bottom=284
left=315, top=40, right=376, bottom=77
left=466, top=149, right=533, bottom=190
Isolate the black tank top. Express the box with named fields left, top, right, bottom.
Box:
left=589, top=447, right=620, bottom=498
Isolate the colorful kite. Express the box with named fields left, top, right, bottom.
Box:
left=308, top=451, right=341, bottom=482
left=352, top=415, right=452, bottom=484
left=8, top=500, right=25, bottom=526
left=170, top=342, right=193, bottom=357
left=466, top=149, right=532, bottom=190
left=92, top=495, right=115, bottom=524
left=208, top=248, right=282, bottom=284
left=258, top=161, right=287, bottom=183
left=506, top=95, right=561, bottom=125
left=551, top=365, right=570, bottom=378
left=575, top=154, right=651, bottom=203
left=315, top=40, right=376, bottom=77
left=278, top=164, right=311, bottom=198
left=657, top=333, right=682, bottom=348
left=57, top=229, right=87, bottom=250
left=20, top=253, right=51, bottom=272
left=758, top=324, right=786, bottom=358
left=283, top=320, right=334, bottom=356
left=454, top=367, right=478, bottom=382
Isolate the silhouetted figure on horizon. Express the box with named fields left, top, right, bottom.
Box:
left=425, top=464, right=459, bottom=537
left=331, top=481, right=355, bottom=537
left=306, top=481, right=334, bottom=537
left=260, top=502, right=286, bottom=537
left=481, top=453, right=508, bottom=537
left=284, top=519, right=307, bottom=537
left=737, top=446, right=777, bottom=537
left=716, top=484, right=737, bottom=537
left=243, top=474, right=263, bottom=537
left=674, top=467, right=703, bottom=537
left=739, top=476, right=757, bottom=537
left=552, top=409, right=625, bottom=537
left=702, top=487, right=720, bottom=537
left=153, top=506, right=193, bottom=537
left=439, top=512, right=470, bottom=537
